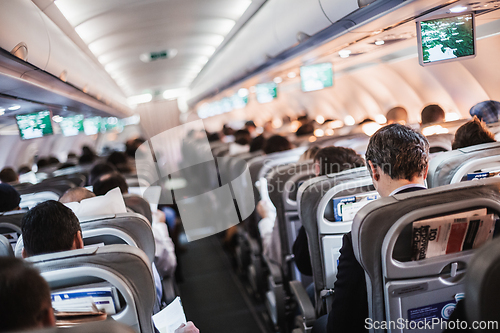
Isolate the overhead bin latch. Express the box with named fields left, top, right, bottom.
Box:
left=358, top=0, right=378, bottom=8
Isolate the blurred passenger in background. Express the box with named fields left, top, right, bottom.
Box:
left=107, top=151, right=133, bottom=174
left=469, top=100, right=500, bottom=124
left=0, top=167, right=19, bottom=184
left=0, top=184, right=21, bottom=213
left=263, top=135, right=292, bottom=154
left=386, top=106, right=408, bottom=125
left=245, top=120, right=257, bottom=138
left=88, top=162, right=117, bottom=186
left=79, top=145, right=97, bottom=165
left=249, top=135, right=266, bottom=153
left=452, top=116, right=496, bottom=150
left=229, top=129, right=251, bottom=155
left=59, top=187, right=96, bottom=204
left=421, top=104, right=445, bottom=125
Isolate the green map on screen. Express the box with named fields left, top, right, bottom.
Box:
left=420, top=13, right=474, bottom=64
left=16, top=110, right=53, bottom=140
left=300, top=63, right=333, bottom=92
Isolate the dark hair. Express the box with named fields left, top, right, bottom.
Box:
left=295, top=123, right=314, bottom=137
left=47, top=157, right=60, bottom=166
left=107, top=151, right=128, bottom=167
left=89, top=163, right=117, bottom=186
left=421, top=104, right=445, bottom=125
left=234, top=129, right=251, bottom=145
left=0, top=167, right=18, bottom=183
left=79, top=146, right=97, bottom=165
left=0, top=184, right=21, bottom=212
left=314, top=146, right=365, bottom=176
left=18, top=165, right=32, bottom=175
left=245, top=120, right=256, bottom=128
left=452, top=116, right=496, bottom=150
left=125, top=138, right=146, bottom=157
left=37, top=158, right=49, bottom=170
left=22, top=200, right=81, bottom=257
left=93, top=172, right=129, bottom=196
left=0, top=257, right=52, bottom=332
left=366, top=124, right=429, bottom=180
left=249, top=135, right=266, bottom=152
left=263, top=135, right=292, bottom=154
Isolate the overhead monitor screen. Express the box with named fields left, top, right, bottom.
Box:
left=83, top=116, right=102, bottom=135
left=255, top=82, right=277, bottom=104
left=16, top=110, right=53, bottom=140
left=300, top=63, right=333, bottom=92
left=417, top=13, right=475, bottom=66
left=59, top=115, right=84, bottom=137
left=102, top=117, right=123, bottom=133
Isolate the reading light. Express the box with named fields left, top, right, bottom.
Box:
left=314, top=129, right=324, bottom=137
left=8, top=105, right=21, bottom=111
left=339, top=50, right=351, bottom=58
left=375, top=114, right=387, bottom=124
left=238, top=88, right=249, bottom=97
left=273, top=77, right=283, bottom=84
left=422, top=125, right=449, bottom=136
left=290, top=120, right=301, bottom=132
left=325, top=128, right=334, bottom=136
left=127, top=93, right=152, bottom=105
left=328, top=120, right=344, bottom=129
left=375, top=40, right=385, bottom=46
left=450, top=6, right=468, bottom=13
left=272, top=118, right=283, bottom=129
left=287, top=72, right=297, bottom=78
left=344, top=115, right=355, bottom=126
left=445, top=112, right=460, bottom=122
left=361, top=122, right=382, bottom=136
left=52, top=115, right=63, bottom=123
left=308, top=136, right=317, bottom=143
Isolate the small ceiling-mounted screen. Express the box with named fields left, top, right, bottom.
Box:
left=300, top=62, right=333, bottom=92
left=417, top=12, right=476, bottom=66
left=255, top=82, right=277, bottom=104
left=60, top=115, right=84, bottom=137
left=16, top=110, right=53, bottom=140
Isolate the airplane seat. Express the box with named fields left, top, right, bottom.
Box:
left=16, top=180, right=76, bottom=209
left=8, top=320, right=136, bottom=333
left=425, top=133, right=454, bottom=154
left=262, top=160, right=316, bottom=331
left=0, top=234, right=14, bottom=257
left=464, top=236, right=500, bottom=331
left=15, top=212, right=156, bottom=264
left=352, top=177, right=500, bottom=333
left=293, top=167, right=373, bottom=331
left=28, top=245, right=156, bottom=333
left=123, top=193, right=153, bottom=224
left=0, top=209, right=27, bottom=234
left=427, top=142, right=500, bottom=188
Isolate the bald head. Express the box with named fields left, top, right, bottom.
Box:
left=59, top=187, right=96, bottom=204
left=386, top=107, right=408, bottom=125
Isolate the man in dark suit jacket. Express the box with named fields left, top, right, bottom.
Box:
left=315, top=124, right=430, bottom=333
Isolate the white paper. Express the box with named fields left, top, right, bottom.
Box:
left=64, top=187, right=127, bottom=221
left=153, top=297, right=187, bottom=333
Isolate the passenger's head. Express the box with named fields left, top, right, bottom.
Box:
left=234, top=129, right=251, bottom=145
left=386, top=106, right=408, bottom=125
left=36, top=158, right=49, bottom=170
left=59, top=187, right=96, bottom=204
left=0, top=257, right=55, bottom=332
left=0, top=167, right=19, bottom=184
left=18, top=165, right=32, bottom=175
left=0, top=184, right=21, bottom=213
left=452, top=116, right=496, bottom=150
left=421, top=104, right=445, bottom=125
left=469, top=100, right=500, bottom=124
left=249, top=135, right=266, bottom=152
left=313, top=146, right=365, bottom=176
left=125, top=138, right=146, bottom=157
left=47, top=156, right=60, bottom=166
left=263, top=135, right=292, bottom=154
left=93, top=172, right=129, bottom=196
left=21, top=200, right=83, bottom=258
left=107, top=151, right=128, bottom=167
left=245, top=120, right=256, bottom=132
left=295, top=123, right=314, bottom=137
left=366, top=124, right=429, bottom=196
left=89, top=162, right=117, bottom=185
left=299, top=146, right=320, bottom=162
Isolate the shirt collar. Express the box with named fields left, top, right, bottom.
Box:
left=389, top=183, right=427, bottom=196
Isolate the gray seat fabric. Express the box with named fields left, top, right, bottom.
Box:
left=352, top=177, right=500, bottom=333
left=14, top=179, right=75, bottom=197
left=426, top=133, right=453, bottom=152
left=0, top=234, right=14, bottom=257
left=15, top=213, right=155, bottom=263
left=123, top=194, right=153, bottom=224
left=0, top=210, right=27, bottom=235
left=7, top=319, right=135, bottom=333
left=465, top=236, right=500, bottom=331
left=297, top=167, right=371, bottom=312
left=427, top=141, right=500, bottom=188
left=29, top=245, right=155, bottom=333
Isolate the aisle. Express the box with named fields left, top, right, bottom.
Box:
left=178, top=236, right=271, bottom=333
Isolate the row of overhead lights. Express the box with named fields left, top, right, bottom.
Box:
left=0, top=105, right=22, bottom=116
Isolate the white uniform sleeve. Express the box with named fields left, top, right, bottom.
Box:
left=152, top=220, right=177, bottom=277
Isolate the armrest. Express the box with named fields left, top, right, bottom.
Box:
left=264, top=256, right=283, bottom=284
left=290, top=280, right=316, bottom=328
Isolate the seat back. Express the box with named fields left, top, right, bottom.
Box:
left=8, top=320, right=136, bottom=333
left=427, top=142, right=500, bottom=188
left=352, top=178, right=500, bottom=333
left=29, top=245, right=155, bottom=333
left=20, top=191, right=60, bottom=209
left=267, top=161, right=315, bottom=280
left=123, top=193, right=153, bottom=223
left=15, top=213, right=155, bottom=263
left=465, top=237, right=500, bottom=330
left=0, top=210, right=27, bottom=252
left=426, top=133, right=453, bottom=153
left=297, top=167, right=373, bottom=312
left=0, top=234, right=14, bottom=256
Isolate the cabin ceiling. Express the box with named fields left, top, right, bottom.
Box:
left=49, top=0, right=255, bottom=98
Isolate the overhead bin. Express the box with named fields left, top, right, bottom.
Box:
left=0, top=0, right=50, bottom=71
left=320, top=0, right=361, bottom=24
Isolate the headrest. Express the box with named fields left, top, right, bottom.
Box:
left=0, top=183, right=21, bottom=212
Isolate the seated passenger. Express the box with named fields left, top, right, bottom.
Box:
left=469, top=100, right=500, bottom=124
left=59, top=187, right=96, bottom=204
left=88, top=162, right=117, bottom=186
left=107, top=151, right=132, bottom=174
left=0, top=183, right=21, bottom=213
left=0, top=257, right=55, bottom=332
left=249, top=134, right=266, bottom=153
left=0, top=167, right=19, bottom=184
left=315, top=124, right=429, bottom=333
left=293, top=147, right=366, bottom=277
left=298, top=146, right=320, bottom=162
left=229, top=129, right=251, bottom=155
left=263, top=135, right=293, bottom=154
left=421, top=104, right=445, bottom=125
left=452, top=116, right=496, bottom=150
left=93, top=172, right=129, bottom=196
left=386, top=106, right=408, bottom=125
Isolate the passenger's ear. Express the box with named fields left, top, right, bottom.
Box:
left=39, top=302, right=56, bottom=328
left=73, top=230, right=84, bottom=250
left=368, top=161, right=379, bottom=181
left=22, top=248, right=27, bottom=259
left=314, top=161, right=320, bottom=176
left=423, top=164, right=429, bottom=180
